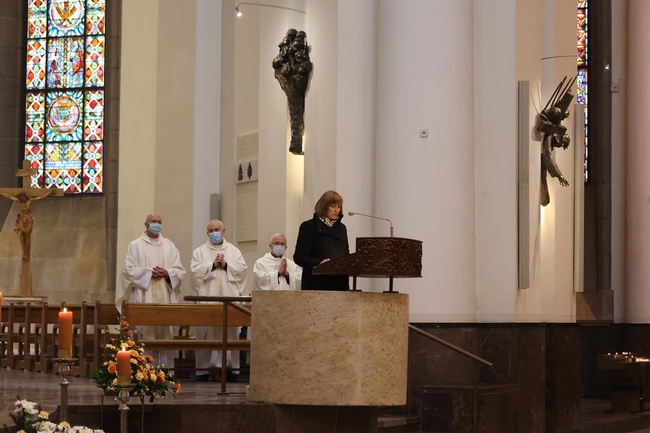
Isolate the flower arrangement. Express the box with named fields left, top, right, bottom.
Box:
left=3, top=398, right=104, bottom=433
left=92, top=319, right=181, bottom=403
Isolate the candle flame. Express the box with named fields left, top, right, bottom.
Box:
left=63, top=307, right=67, bottom=313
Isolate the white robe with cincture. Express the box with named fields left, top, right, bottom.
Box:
left=190, top=239, right=248, bottom=370
left=253, top=252, right=302, bottom=291
left=115, top=232, right=186, bottom=368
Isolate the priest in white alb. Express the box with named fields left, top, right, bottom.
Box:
left=190, top=219, right=248, bottom=381
left=253, top=233, right=302, bottom=291
left=115, top=213, right=186, bottom=369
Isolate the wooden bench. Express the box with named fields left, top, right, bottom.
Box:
left=90, top=301, right=120, bottom=373
left=1, top=303, right=28, bottom=369
left=121, top=300, right=252, bottom=393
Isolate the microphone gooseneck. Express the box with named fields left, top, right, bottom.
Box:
left=347, top=211, right=394, bottom=237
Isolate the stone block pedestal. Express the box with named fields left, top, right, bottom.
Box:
left=248, top=290, right=409, bottom=407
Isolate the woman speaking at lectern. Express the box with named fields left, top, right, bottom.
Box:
left=294, top=190, right=350, bottom=291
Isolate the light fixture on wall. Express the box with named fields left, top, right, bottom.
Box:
left=235, top=2, right=306, bottom=17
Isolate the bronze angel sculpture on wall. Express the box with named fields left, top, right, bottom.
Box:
left=536, top=76, right=576, bottom=206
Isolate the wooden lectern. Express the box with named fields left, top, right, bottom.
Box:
left=312, top=236, right=423, bottom=292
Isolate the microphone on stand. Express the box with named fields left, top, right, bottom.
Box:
left=348, top=211, right=394, bottom=237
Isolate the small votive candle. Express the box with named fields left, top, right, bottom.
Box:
left=58, top=308, right=73, bottom=359
left=117, top=347, right=131, bottom=385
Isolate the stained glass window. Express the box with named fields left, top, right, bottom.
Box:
left=577, top=1, right=588, bottom=182
left=25, top=0, right=106, bottom=194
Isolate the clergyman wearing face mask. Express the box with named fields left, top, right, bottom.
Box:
left=115, top=213, right=187, bottom=369
left=252, top=233, right=302, bottom=291
left=189, top=219, right=248, bottom=382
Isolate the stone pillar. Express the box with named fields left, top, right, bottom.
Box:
left=625, top=0, right=650, bottom=322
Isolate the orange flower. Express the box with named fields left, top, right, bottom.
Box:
left=126, top=340, right=135, bottom=347
left=121, top=320, right=129, bottom=328
left=145, top=355, right=154, bottom=363
left=173, top=383, right=181, bottom=393
left=107, top=361, right=117, bottom=374
left=156, top=372, right=165, bottom=382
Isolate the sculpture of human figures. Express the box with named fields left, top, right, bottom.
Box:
left=273, top=28, right=313, bottom=155
left=0, top=190, right=55, bottom=260
left=536, top=76, right=576, bottom=206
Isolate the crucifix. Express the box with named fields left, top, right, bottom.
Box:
left=0, top=161, right=63, bottom=297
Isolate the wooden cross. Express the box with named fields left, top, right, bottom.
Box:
left=0, top=161, right=63, bottom=297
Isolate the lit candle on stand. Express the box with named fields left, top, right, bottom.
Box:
left=117, top=346, right=131, bottom=385
left=58, top=308, right=73, bottom=358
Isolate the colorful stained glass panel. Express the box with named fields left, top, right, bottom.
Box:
left=46, top=91, right=83, bottom=142
left=83, top=141, right=103, bottom=192
left=86, top=0, right=106, bottom=35
left=25, top=92, right=46, bottom=143
left=45, top=142, right=83, bottom=193
left=84, top=90, right=104, bottom=140
left=48, top=0, right=85, bottom=37
left=24, top=144, right=44, bottom=188
left=26, top=0, right=106, bottom=194
left=27, top=0, right=47, bottom=38
left=26, top=39, right=46, bottom=89
left=47, top=37, right=85, bottom=88
left=85, top=36, right=105, bottom=86
left=577, top=0, right=588, bottom=182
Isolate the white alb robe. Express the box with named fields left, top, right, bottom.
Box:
left=116, top=232, right=186, bottom=368
left=253, top=252, right=302, bottom=291
left=190, top=239, right=248, bottom=371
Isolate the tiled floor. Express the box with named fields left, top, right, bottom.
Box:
left=0, top=367, right=249, bottom=427
left=3, top=368, right=650, bottom=433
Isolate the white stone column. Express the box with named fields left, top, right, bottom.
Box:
left=624, top=0, right=650, bottom=322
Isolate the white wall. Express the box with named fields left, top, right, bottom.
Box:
left=375, top=0, right=478, bottom=321
left=118, top=0, right=197, bottom=302
left=473, top=0, right=519, bottom=322
left=192, top=0, right=222, bottom=247
left=515, top=0, right=578, bottom=322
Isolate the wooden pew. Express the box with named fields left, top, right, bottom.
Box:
left=90, top=301, right=120, bottom=373
left=72, top=301, right=96, bottom=377
left=19, top=303, right=48, bottom=371
left=121, top=301, right=252, bottom=393
left=1, top=303, right=28, bottom=369
left=31, top=303, right=63, bottom=373
left=1, top=305, right=7, bottom=365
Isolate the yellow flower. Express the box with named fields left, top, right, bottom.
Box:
left=59, top=421, right=71, bottom=429
left=129, top=349, right=138, bottom=357
left=135, top=371, right=144, bottom=381
left=107, top=361, right=117, bottom=374
left=127, top=340, right=135, bottom=347
left=39, top=410, right=49, bottom=419
left=18, top=430, right=26, bottom=433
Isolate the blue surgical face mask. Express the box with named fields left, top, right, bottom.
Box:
left=272, top=245, right=286, bottom=257
left=148, top=223, right=162, bottom=234
left=209, top=231, right=223, bottom=244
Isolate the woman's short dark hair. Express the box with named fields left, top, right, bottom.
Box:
left=314, top=190, right=343, bottom=217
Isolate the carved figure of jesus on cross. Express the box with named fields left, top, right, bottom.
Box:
left=0, top=161, right=62, bottom=296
